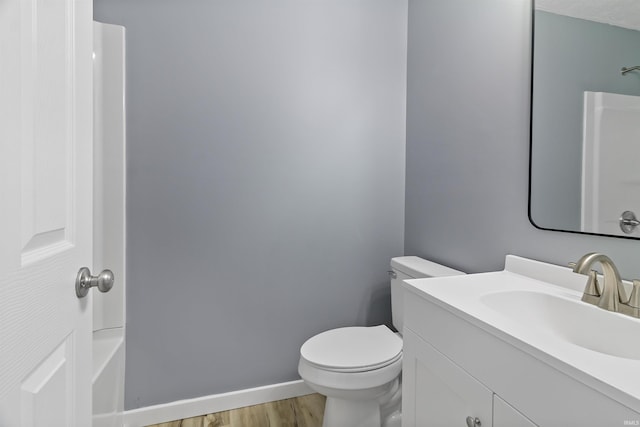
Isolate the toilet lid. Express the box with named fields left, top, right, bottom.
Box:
left=300, top=325, right=402, bottom=372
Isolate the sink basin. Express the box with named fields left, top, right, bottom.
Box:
left=481, top=290, right=640, bottom=360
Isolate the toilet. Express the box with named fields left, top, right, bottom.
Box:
left=298, top=256, right=465, bottom=427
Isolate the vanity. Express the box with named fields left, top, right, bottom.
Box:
left=401, top=255, right=640, bottom=427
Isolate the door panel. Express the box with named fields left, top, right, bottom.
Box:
left=20, top=0, right=73, bottom=259
left=20, top=336, right=74, bottom=427
left=0, top=0, right=94, bottom=425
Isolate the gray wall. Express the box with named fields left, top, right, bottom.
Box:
left=405, top=0, right=640, bottom=277
left=531, top=11, right=640, bottom=231
left=94, top=0, right=407, bottom=409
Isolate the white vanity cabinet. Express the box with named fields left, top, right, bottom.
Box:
left=402, top=328, right=535, bottom=427
left=493, top=395, right=537, bottom=427
left=401, top=266, right=640, bottom=427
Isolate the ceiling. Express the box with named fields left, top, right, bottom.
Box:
left=535, top=0, right=640, bottom=31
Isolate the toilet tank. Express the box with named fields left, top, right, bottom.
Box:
left=390, top=256, right=465, bottom=334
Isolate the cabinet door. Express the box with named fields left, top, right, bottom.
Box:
left=402, top=329, right=493, bottom=427
left=494, top=395, right=538, bottom=427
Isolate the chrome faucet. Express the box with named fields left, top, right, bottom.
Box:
left=572, top=253, right=627, bottom=311
left=571, top=252, right=640, bottom=318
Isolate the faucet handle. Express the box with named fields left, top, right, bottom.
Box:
left=627, top=280, right=640, bottom=308
left=580, top=270, right=601, bottom=306
left=583, top=270, right=600, bottom=297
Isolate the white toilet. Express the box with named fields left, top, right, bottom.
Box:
left=298, top=256, right=465, bottom=427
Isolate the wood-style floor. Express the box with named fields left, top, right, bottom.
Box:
left=147, top=394, right=326, bottom=427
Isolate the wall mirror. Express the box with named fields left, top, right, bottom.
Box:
left=529, top=0, right=640, bottom=238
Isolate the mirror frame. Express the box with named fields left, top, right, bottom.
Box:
left=528, top=0, right=640, bottom=241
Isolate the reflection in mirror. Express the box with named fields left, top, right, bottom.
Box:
left=530, top=0, right=640, bottom=238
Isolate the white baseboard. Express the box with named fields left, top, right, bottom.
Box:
left=123, top=380, right=314, bottom=427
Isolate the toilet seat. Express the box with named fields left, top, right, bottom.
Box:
left=298, top=352, right=403, bottom=393
left=300, top=325, right=402, bottom=373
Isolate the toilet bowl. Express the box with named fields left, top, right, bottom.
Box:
left=299, top=325, right=403, bottom=427
left=298, top=256, right=465, bottom=427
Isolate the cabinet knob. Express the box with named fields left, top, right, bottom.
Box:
left=466, top=416, right=481, bottom=427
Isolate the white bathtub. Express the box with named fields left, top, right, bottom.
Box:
left=93, top=328, right=125, bottom=427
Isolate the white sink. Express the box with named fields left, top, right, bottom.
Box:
left=403, top=255, right=640, bottom=414
left=481, top=290, right=640, bottom=360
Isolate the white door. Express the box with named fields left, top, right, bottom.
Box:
left=0, top=0, right=94, bottom=425
left=581, top=91, right=640, bottom=236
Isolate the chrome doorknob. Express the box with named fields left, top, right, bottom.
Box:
left=75, top=267, right=114, bottom=298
